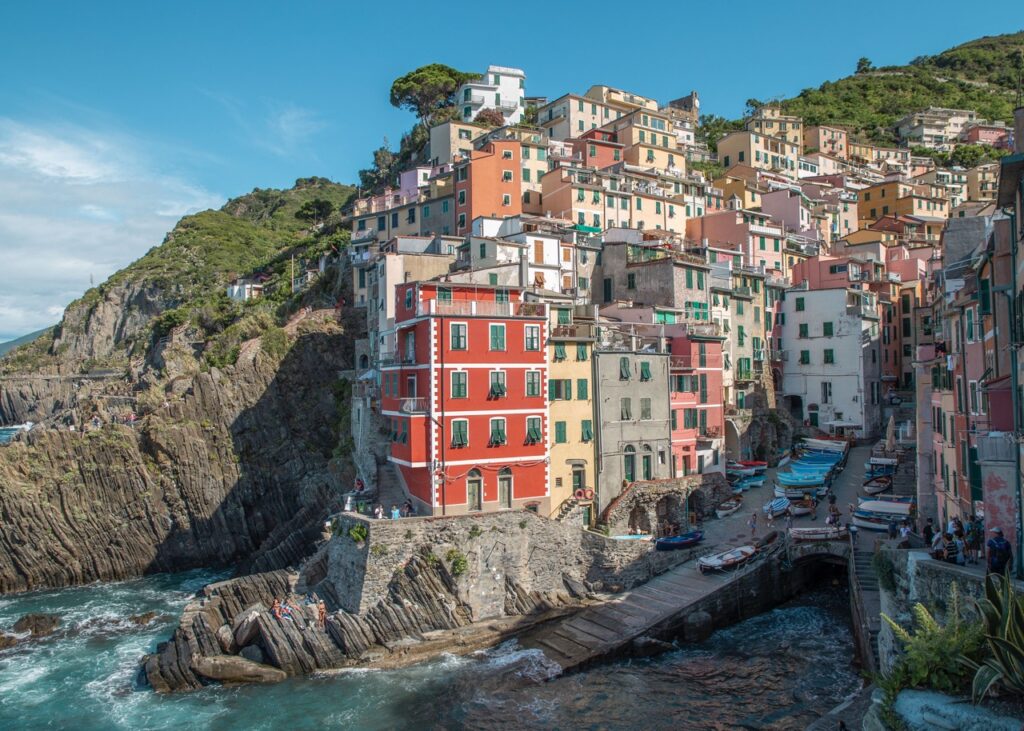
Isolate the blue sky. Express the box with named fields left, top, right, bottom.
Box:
left=0, top=1, right=1019, bottom=341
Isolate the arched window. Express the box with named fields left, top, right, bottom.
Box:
left=359, top=354, right=369, bottom=369
left=623, top=445, right=636, bottom=483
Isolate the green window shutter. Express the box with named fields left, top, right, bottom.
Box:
left=619, top=357, right=631, bottom=380
left=979, top=278, right=991, bottom=314
left=557, top=308, right=571, bottom=324
left=824, top=349, right=834, bottom=364
left=799, top=323, right=808, bottom=338
left=563, top=379, right=573, bottom=400
left=576, top=343, right=588, bottom=361
left=581, top=420, right=593, bottom=442
left=548, top=380, right=558, bottom=401
left=686, top=269, right=693, bottom=288
left=555, top=421, right=567, bottom=444
left=489, top=273, right=498, bottom=285
left=823, top=321, right=833, bottom=337
left=526, top=419, right=541, bottom=443
left=554, top=343, right=567, bottom=361
left=671, top=410, right=678, bottom=429
left=795, top=297, right=805, bottom=311
left=640, top=362, right=652, bottom=381
left=699, top=374, right=707, bottom=403
left=490, top=325, right=505, bottom=350
left=800, top=350, right=810, bottom=364
left=577, top=379, right=588, bottom=400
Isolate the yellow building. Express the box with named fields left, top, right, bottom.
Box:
left=966, top=162, right=999, bottom=202
left=858, top=180, right=949, bottom=226
left=546, top=305, right=597, bottom=525
left=718, top=131, right=799, bottom=177
left=746, top=105, right=803, bottom=147
left=599, top=108, right=686, bottom=173
left=713, top=167, right=766, bottom=210
left=585, top=84, right=659, bottom=113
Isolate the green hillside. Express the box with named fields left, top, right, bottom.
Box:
left=778, top=31, right=1024, bottom=144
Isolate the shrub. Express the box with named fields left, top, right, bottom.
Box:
left=446, top=549, right=468, bottom=576
left=348, top=523, right=368, bottom=544
left=468, top=525, right=482, bottom=539
left=370, top=543, right=388, bottom=558
left=152, top=308, right=190, bottom=337
left=873, top=550, right=897, bottom=593
left=260, top=327, right=289, bottom=359
left=966, top=573, right=1024, bottom=702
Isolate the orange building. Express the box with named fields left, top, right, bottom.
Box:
left=454, top=139, right=523, bottom=235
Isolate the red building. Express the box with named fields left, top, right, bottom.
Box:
left=382, top=281, right=550, bottom=515
left=454, top=139, right=522, bottom=236
left=572, top=129, right=623, bottom=170
left=668, top=331, right=725, bottom=475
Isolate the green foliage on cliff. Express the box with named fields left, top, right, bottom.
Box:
left=777, top=32, right=1023, bottom=143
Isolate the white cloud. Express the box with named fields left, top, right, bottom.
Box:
left=202, top=91, right=326, bottom=158
left=0, top=119, right=223, bottom=342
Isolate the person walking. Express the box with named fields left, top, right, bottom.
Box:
left=748, top=512, right=758, bottom=538
left=887, top=517, right=898, bottom=540
left=987, top=527, right=1014, bottom=576
left=785, top=511, right=794, bottom=532
left=898, top=520, right=911, bottom=549
left=922, top=518, right=935, bottom=546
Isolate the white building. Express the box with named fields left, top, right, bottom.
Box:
left=780, top=286, right=883, bottom=439
left=455, top=215, right=576, bottom=294
left=456, top=65, right=526, bottom=125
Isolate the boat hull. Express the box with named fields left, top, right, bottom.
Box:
left=698, top=545, right=756, bottom=573
left=790, top=526, right=849, bottom=542
left=655, top=531, right=704, bottom=551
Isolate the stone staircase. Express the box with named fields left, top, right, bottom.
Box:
left=374, top=462, right=408, bottom=511
left=852, top=543, right=882, bottom=663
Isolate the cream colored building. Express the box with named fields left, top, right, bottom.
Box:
left=428, top=121, right=488, bottom=167
left=746, top=105, right=803, bottom=147
left=718, top=131, right=800, bottom=177
left=599, top=108, right=686, bottom=174
left=966, top=162, right=999, bottom=202
left=546, top=305, right=597, bottom=524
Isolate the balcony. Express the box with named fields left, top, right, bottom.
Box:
left=416, top=300, right=548, bottom=318
left=749, top=222, right=783, bottom=236
left=398, top=397, right=428, bottom=414
left=735, top=369, right=755, bottom=383
left=698, top=425, right=721, bottom=440
left=551, top=323, right=596, bottom=339
left=670, top=355, right=695, bottom=370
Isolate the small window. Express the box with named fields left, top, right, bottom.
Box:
left=489, top=324, right=506, bottom=351
left=525, top=325, right=540, bottom=351
left=620, top=397, right=632, bottom=420
left=619, top=357, right=631, bottom=380
left=489, top=418, right=507, bottom=445
left=554, top=421, right=567, bottom=444
left=450, top=323, right=467, bottom=350
left=451, top=419, right=469, bottom=447
left=526, top=416, right=542, bottom=444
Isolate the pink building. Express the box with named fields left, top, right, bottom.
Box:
left=686, top=207, right=785, bottom=273
left=960, top=123, right=1010, bottom=148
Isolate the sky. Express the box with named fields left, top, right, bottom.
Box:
left=0, top=1, right=1019, bottom=342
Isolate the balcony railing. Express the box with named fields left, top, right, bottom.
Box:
left=698, top=425, right=721, bottom=439
left=399, top=397, right=428, bottom=414
left=416, top=300, right=548, bottom=318
left=551, top=323, right=595, bottom=339
left=735, top=369, right=754, bottom=382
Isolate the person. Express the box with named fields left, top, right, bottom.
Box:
left=971, top=515, right=985, bottom=564
left=748, top=512, right=758, bottom=538
left=766, top=507, right=775, bottom=529
left=390, top=504, right=401, bottom=520
left=942, top=533, right=959, bottom=565
left=317, top=601, right=327, bottom=629
left=898, top=521, right=911, bottom=549
left=848, top=523, right=859, bottom=546
left=947, top=517, right=957, bottom=536
left=785, top=511, right=794, bottom=532
left=403, top=499, right=414, bottom=518
left=887, top=517, right=898, bottom=540
left=922, top=518, right=935, bottom=546
left=373, top=504, right=384, bottom=520
left=987, top=527, right=1014, bottom=576
left=344, top=494, right=354, bottom=512
left=271, top=598, right=283, bottom=620
left=953, top=529, right=967, bottom=566
left=354, top=477, right=365, bottom=494
left=930, top=527, right=944, bottom=559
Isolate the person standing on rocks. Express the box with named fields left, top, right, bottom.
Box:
left=317, top=601, right=327, bottom=629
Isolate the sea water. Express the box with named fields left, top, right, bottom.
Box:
left=0, top=571, right=860, bottom=730
left=0, top=426, right=27, bottom=445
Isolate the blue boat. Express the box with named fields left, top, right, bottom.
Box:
left=654, top=530, right=704, bottom=551
left=778, top=471, right=828, bottom=487
left=788, top=461, right=833, bottom=474
left=763, top=497, right=791, bottom=517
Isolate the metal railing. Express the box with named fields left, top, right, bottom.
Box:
left=416, top=300, right=548, bottom=318
left=399, top=397, right=428, bottom=414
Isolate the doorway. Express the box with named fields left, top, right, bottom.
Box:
left=468, top=469, right=483, bottom=511
left=498, top=468, right=512, bottom=509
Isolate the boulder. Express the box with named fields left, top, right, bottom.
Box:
left=190, top=655, right=287, bottom=686
left=129, top=612, right=157, bottom=626
left=239, top=644, right=266, bottom=665
left=215, top=625, right=237, bottom=654
left=232, top=604, right=264, bottom=647
left=0, top=633, right=17, bottom=650
left=561, top=574, right=588, bottom=600
left=630, top=635, right=675, bottom=657
left=13, top=613, right=60, bottom=637
left=683, top=610, right=713, bottom=642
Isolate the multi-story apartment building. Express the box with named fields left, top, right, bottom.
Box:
left=475, top=127, right=550, bottom=214
left=383, top=281, right=550, bottom=515
left=966, top=162, right=999, bottom=203
left=718, top=131, right=800, bottom=176
left=537, top=93, right=625, bottom=140
left=455, top=65, right=527, bottom=124
left=780, top=286, right=883, bottom=439
left=857, top=180, right=949, bottom=228
left=428, top=121, right=488, bottom=167
left=803, top=125, right=848, bottom=159
left=959, top=121, right=1012, bottom=148
left=895, top=107, right=979, bottom=150
left=746, top=105, right=803, bottom=147
left=546, top=304, right=597, bottom=524
left=686, top=205, right=786, bottom=273
left=597, top=108, right=686, bottom=173
left=668, top=333, right=725, bottom=477
left=454, top=139, right=523, bottom=235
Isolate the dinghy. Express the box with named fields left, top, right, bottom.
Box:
left=763, top=497, right=791, bottom=517
left=654, top=530, right=704, bottom=551
left=801, top=438, right=848, bottom=452
left=738, top=460, right=768, bottom=474
left=739, top=475, right=766, bottom=489
left=715, top=496, right=743, bottom=519
left=863, top=475, right=892, bottom=494
left=726, top=461, right=756, bottom=477
left=778, top=471, right=827, bottom=487
left=775, top=484, right=819, bottom=499
left=789, top=525, right=849, bottom=542
left=698, top=545, right=756, bottom=574
left=858, top=495, right=914, bottom=505
left=789, top=497, right=816, bottom=516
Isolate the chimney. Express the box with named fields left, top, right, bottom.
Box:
left=1015, top=106, right=1024, bottom=154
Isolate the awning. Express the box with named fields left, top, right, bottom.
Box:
left=574, top=224, right=602, bottom=233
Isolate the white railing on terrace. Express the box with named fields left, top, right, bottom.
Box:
left=416, top=300, right=548, bottom=318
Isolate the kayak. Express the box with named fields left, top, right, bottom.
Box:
left=654, top=530, right=704, bottom=551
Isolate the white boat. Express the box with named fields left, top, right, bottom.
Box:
left=852, top=514, right=890, bottom=531
left=858, top=495, right=915, bottom=505
left=726, top=462, right=756, bottom=477
left=763, top=497, right=791, bottom=517
left=698, top=545, right=757, bottom=573
left=789, top=498, right=816, bottom=516
left=715, top=496, right=743, bottom=519
left=775, top=484, right=819, bottom=499
left=801, top=438, right=848, bottom=452
left=778, top=454, right=791, bottom=467
left=790, top=525, right=849, bottom=542
left=867, top=456, right=898, bottom=466
left=858, top=500, right=913, bottom=517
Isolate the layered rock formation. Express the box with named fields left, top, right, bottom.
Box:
left=0, top=318, right=351, bottom=594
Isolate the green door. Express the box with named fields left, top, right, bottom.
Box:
left=809, top=412, right=819, bottom=427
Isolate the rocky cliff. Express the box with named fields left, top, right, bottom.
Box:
left=0, top=315, right=352, bottom=594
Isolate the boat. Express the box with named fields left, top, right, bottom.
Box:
left=738, top=460, right=768, bottom=474
left=863, top=475, right=893, bottom=494
left=654, top=530, right=704, bottom=551
left=777, top=471, right=828, bottom=487
left=858, top=495, right=915, bottom=505
left=778, top=454, right=791, bottom=467
left=857, top=499, right=914, bottom=517
left=763, top=497, right=791, bottom=517
left=789, top=497, right=816, bottom=516
left=801, top=438, right=848, bottom=452
left=698, top=545, right=757, bottom=574
left=867, top=456, right=898, bottom=466
left=789, top=525, right=849, bottom=542
left=715, top=496, right=743, bottom=518
left=852, top=513, right=891, bottom=531
left=726, top=461, right=756, bottom=476
left=739, top=475, right=766, bottom=489
left=775, top=484, right=820, bottom=499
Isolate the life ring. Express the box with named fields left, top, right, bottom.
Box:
left=584, top=488, right=595, bottom=500
left=574, top=489, right=586, bottom=500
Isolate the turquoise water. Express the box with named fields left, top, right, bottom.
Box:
left=0, top=572, right=860, bottom=730
left=0, top=426, right=25, bottom=445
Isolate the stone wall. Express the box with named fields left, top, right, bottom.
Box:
left=599, top=473, right=731, bottom=535
left=310, top=509, right=692, bottom=617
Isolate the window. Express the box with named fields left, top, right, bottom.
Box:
left=619, top=357, right=631, bottom=380
left=795, top=297, right=805, bottom=312
left=495, top=289, right=509, bottom=304
left=577, top=379, right=588, bottom=400
left=554, top=421, right=567, bottom=444
left=489, top=371, right=507, bottom=398
left=450, top=323, right=467, bottom=350
left=824, top=349, right=835, bottom=364
left=969, top=381, right=978, bottom=413
left=640, top=398, right=652, bottom=420
left=624, top=445, right=636, bottom=482
left=553, top=342, right=566, bottom=361
left=458, top=190, right=466, bottom=205
left=488, top=273, right=498, bottom=286
left=478, top=242, right=486, bottom=258
left=489, top=418, right=507, bottom=445
left=451, top=371, right=468, bottom=398
left=576, top=343, right=588, bottom=361
left=522, top=169, right=530, bottom=183
left=823, top=321, right=833, bottom=337
left=502, top=194, right=511, bottom=206
left=627, top=273, right=636, bottom=290
left=620, top=397, right=632, bottom=420
left=799, top=323, right=808, bottom=338
left=799, top=350, right=810, bottom=365
left=526, top=371, right=541, bottom=397
left=640, top=362, right=652, bottom=381
left=699, top=374, right=707, bottom=404
left=581, top=420, right=593, bottom=442
left=451, top=419, right=468, bottom=447
left=525, top=325, right=540, bottom=351
left=526, top=417, right=542, bottom=444
left=671, top=410, right=678, bottom=430
left=489, top=324, right=506, bottom=351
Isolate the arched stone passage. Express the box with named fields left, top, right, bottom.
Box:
left=725, top=419, right=741, bottom=460
left=628, top=503, right=651, bottom=534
